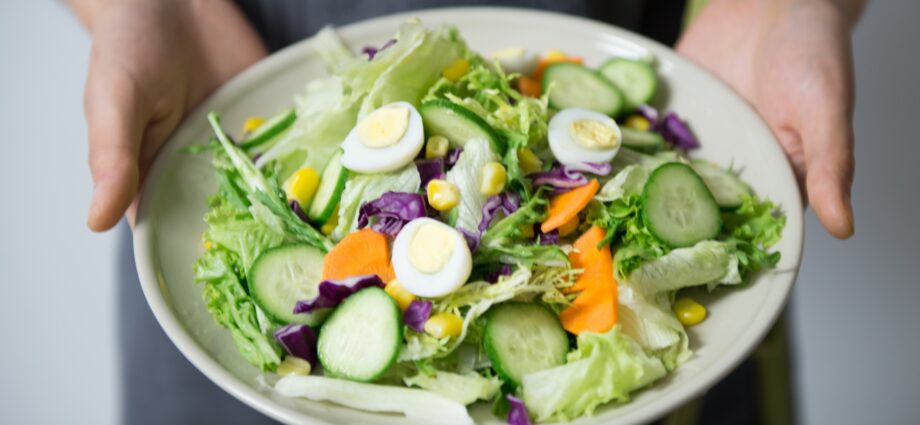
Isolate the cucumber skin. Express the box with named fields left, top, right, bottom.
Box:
left=689, top=160, right=753, bottom=209
left=419, top=99, right=504, bottom=154
left=317, top=287, right=402, bottom=382
left=599, top=58, right=658, bottom=111
left=620, top=127, right=666, bottom=153
left=483, top=302, right=568, bottom=388
left=240, top=108, right=297, bottom=150
left=307, top=149, right=348, bottom=225
left=641, top=163, right=722, bottom=248
left=542, top=62, right=624, bottom=117
left=249, top=244, right=328, bottom=326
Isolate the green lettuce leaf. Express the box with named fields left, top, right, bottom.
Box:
left=194, top=249, right=282, bottom=371
left=595, top=165, right=649, bottom=203
left=403, top=371, right=501, bottom=405
left=722, top=195, right=786, bottom=278
left=475, top=189, right=568, bottom=267
left=521, top=326, right=667, bottom=421
left=203, top=199, right=285, bottom=275
left=617, top=280, right=690, bottom=370
left=445, top=138, right=498, bottom=234
left=624, top=240, right=742, bottom=293
left=332, top=163, right=421, bottom=241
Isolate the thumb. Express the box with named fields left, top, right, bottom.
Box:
left=84, top=63, right=146, bottom=232
left=802, top=101, right=855, bottom=239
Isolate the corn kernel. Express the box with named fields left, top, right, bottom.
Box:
left=425, top=136, right=450, bottom=159
left=385, top=279, right=416, bottom=311
left=442, top=59, right=470, bottom=81
left=243, top=116, right=265, bottom=133
left=479, top=162, right=507, bottom=196
left=427, top=179, right=460, bottom=211
left=276, top=356, right=312, bottom=377
left=624, top=115, right=651, bottom=131
left=543, top=49, right=568, bottom=61
left=674, top=297, right=707, bottom=326
left=287, top=167, right=320, bottom=206
left=203, top=240, right=213, bottom=250
left=517, top=148, right=543, bottom=175
left=321, top=205, right=339, bottom=235
left=558, top=216, right=579, bottom=237
left=424, top=312, right=464, bottom=338
left=518, top=224, right=535, bottom=238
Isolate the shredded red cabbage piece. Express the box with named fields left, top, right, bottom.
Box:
left=292, top=275, right=384, bottom=313
left=415, top=157, right=446, bottom=188
left=459, top=228, right=480, bottom=252
left=358, top=192, right=428, bottom=237
left=506, top=395, right=532, bottom=425
left=478, top=192, right=522, bottom=234
left=402, top=300, right=432, bottom=332
left=290, top=200, right=309, bottom=223
left=361, top=39, right=396, bottom=60
left=446, top=148, right=464, bottom=167
left=484, top=264, right=513, bottom=283
left=273, top=324, right=318, bottom=368
left=533, top=223, right=560, bottom=245
left=636, top=104, right=660, bottom=128
left=530, top=162, right=610, bottom=189
left=660, top=111, right=700, bottom=150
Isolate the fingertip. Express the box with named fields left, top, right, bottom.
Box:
left=807, top=169, right=854, bottom=239
left=86, top=162, right=139, bottom=232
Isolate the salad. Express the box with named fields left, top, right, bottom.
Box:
left=192, top=20, right=785, bottom=424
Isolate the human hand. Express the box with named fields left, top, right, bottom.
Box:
left=677, top=0, right=863, bottom=238
left=69, top=0, right=266, bottom=231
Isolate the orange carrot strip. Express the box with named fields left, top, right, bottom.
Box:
left=541, top=179, right=600, bottom=233
left=560, top=285, right=617, bottom=335
left=322, top=228, right=395, bottom=282
left=560, top=225, right=618, bottom=334
left=517, top=75, right=542, bottom=98
left=568, top=225, right=607, bottom=269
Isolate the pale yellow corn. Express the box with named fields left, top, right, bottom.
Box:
left=442, top=59, right=470, bottom=81
left=203, top=240, right=213, bottom=250
left=243, top=116, right=265, bottom=133
left=276, top=356, right=312, bottom=377
left=425, top=136, right=450, bottom=159
left=674, top=298, right=707, bottom=326
left=543, top=49, right=568, bottom=61
left=424, top=312, right=463, bottom=338
left=384, top=279, right=416, bottom=311
left=427, top=179, right=460, bottom=211
left=287, top=167, right=320, bottom=206
left=479, top=162, right=507, bottom=196
left=320, top=205, right=339, bottom=235
left=558, top=216, right=579, bottom=237
left=624, top=115, right=651, bottom=131
left=517, top=148, right=543, bottom=175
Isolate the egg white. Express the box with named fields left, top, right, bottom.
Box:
left=491, top=48, right=538, bottom=75
left=340, top=101, right=425, bottom=173
left=548, top=108, right=622, bottom=165
left=392, top=218, right=472, bottom=298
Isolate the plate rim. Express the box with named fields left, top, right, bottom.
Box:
left=133, top=6, right=804, bottom=425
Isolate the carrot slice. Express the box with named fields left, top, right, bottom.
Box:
left=541, top=179, right=600, bottom=233
left=560, top=285, right=617, bottom=335
left=568, top=225, right=607, bottom=269
left=517, top=75, right=542, bottom=98
left=322, top=228, right=395, bottom=282
left=561, top=225, right=618, bottom=334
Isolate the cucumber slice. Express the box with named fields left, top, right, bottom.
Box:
left=317, top=287, right=402, bottom=382
left=543, top=62, right=624, bottom=116
left=620, top=127, right=666, bottom=153
left=250, top=244, right=328, bottom=326
left=483, top=302, right=568, bottom=388
left=240, top=108, right=297, bottom=150
left=419, top=99, right=503, bottom=153
left=307, top=149, right=348, bottom=224
left=599, top=58, right=657, bottom=110
left=642, top=163, right=722, bottom=248
left=690, top=160, right=753, bottom=209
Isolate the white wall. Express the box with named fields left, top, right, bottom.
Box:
left=0, top=1, right=118, bottom=425
left=0, top=1, right=917, bottom=425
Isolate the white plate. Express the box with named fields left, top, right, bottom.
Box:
left=134, top=7, right=803, bottom=425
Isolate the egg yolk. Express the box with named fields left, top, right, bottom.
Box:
left=569, top=119, right=619, bottom=150
left=357, top=106, right=410, bottom=148
left=409, top=223, right=455, bottom=274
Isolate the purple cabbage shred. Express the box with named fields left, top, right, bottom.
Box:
left=530, top=162, right=610, bottom=190
left=478, top=192, right=522, bottom=234
left=292, top=275, right=384, bottom=313
left=273, top=324, right=318, bottom=368
left=506, top=395, right=532, bottom=425
left=415, top=157, right=446, bottom=188
left=660, top=111, right=700, bottom=150
left=458, top=228, right=481, bottom=252
left=533, top=224, right=560, bottom=245
left=358, top=192, right=427, bottom=237
left=446, top=148, right=464, bottom=167
left=484, top=264, right=513, bottom=283
left=290, top=200, right=309, bottom=223
left=361, top=39, right=396, bottom=60
left=403, top=300, right=433, bottom=332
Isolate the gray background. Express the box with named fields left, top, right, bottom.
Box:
left=0, top=1, right=916, bottom=424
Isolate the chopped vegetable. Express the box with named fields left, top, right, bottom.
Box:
left=273, top=324, right=318, bottom=368
left=384, top=279, right=417, bottom=311
left=403, top=371, right=501, bottom=406
left=416, top=157, right=446, bottom=188
left=277, top=356, right=312, bottom=377
left=358, top=192, right=428, bottom=237
left=541, top=179, right=600, bottom=233
left=322, top=229, right=395, bottom=282
left=507, top=395, right=533, bottom=425
left=293, top=274, right=385, bottom=313
left=404, top=300, right=434, bottom=332
left=560, top=226, right=617, bottom=335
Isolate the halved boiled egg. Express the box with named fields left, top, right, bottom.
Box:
left=392, top=218, right=472, bottom=298
left=548, top=108, right=622, bottom=165
left=340, top=101, right=425, bottom=173
left=490, top=47, right=539, bottom=75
